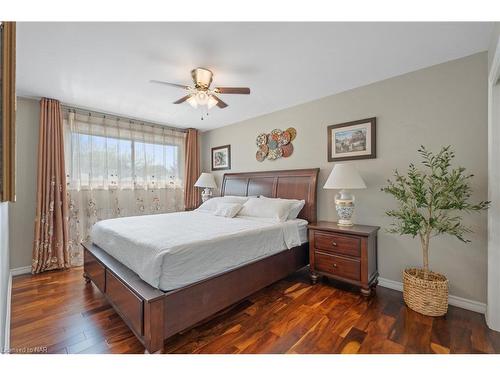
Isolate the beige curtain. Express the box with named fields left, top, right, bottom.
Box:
left=1, top=21, right=16, bottom=202
left=32, top=98, right=70, bottom=273
left=184, top=128, right=201, bottom=210
left=64, top=111, right=186, bottom=265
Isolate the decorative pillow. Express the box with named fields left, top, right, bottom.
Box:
left=259, top=196, right=305, bottom=220
left=195, top=196, right=250, bottom=213
left=213, top=203, right=243, bottom=218
left=237, top=197, right=295, bottom=222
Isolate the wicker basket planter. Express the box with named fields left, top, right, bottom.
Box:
left=403, top=268, right=449, bottom=316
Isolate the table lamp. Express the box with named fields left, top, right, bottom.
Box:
left=323, top=164, right=367, bottom=226
left=194, top=173, right=217, bottom=202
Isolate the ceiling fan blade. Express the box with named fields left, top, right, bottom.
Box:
left=214, top=87, right=250, bottom=95
left=212, top=95, right=228, bottom=108
left=173, top=95, right=191, bottom=104
left=150, top=80, right=189, bottom=90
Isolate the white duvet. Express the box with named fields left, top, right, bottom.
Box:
left=91, top=211, right=306, bottom=291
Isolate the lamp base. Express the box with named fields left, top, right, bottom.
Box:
left=335, top=189, right=355, bottom=226
left=201, top=188, right=213, bottom=202
left=337, top=218, right=354, bottom=227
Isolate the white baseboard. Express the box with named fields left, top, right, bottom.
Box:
left=3, top=273, right=12, bottom=354
left=378, top=277, right=486, bottom=314
left=378, top=278, right=404, bottom=292
left=10, top=266, right=31, bottom=276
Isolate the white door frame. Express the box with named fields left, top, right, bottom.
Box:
left=487, top=35, right=500, bottom=331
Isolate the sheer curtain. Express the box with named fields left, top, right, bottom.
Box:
left=64, top=111, right=186, bottom=266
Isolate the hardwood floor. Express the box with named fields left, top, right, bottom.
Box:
left=9, top=267, right=500, bottom=354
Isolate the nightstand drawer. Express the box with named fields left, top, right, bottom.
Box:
left=314, top=231, right=361, bottom=257
left=314, top=251, right=361, bottom=281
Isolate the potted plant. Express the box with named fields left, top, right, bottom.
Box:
left=382, top=146, right=489, bottom=316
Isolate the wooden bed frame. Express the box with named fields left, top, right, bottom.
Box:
left=82, top=168, right=319, bottom=353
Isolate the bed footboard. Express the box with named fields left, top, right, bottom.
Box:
left=82, top=242, right=308, bottom=353
left=83, top=243, right=165, bottom=352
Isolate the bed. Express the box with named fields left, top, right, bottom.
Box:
left=82, top=168, right=319, bottom=353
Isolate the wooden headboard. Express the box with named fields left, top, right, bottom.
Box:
left=221, top=168, right=319, bottom=223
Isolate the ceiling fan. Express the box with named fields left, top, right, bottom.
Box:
left=150, top=67, right=250, bottom=110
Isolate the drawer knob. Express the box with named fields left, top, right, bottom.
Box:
left=333, top=263, right=337, bottom=268
left=332, top=242, right=337, bottom=246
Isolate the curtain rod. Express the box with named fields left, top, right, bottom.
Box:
left=17, top=95, right=189, bottom=133
left=62, top=105, right=189, bottom=134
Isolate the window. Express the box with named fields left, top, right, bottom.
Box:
left=65, top=111, right=185, bottom=190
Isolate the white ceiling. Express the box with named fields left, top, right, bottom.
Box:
left=17, top=22, right=493, bottom=131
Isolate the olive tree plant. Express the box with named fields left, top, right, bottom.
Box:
left=382, top=146, right=489, bottom=276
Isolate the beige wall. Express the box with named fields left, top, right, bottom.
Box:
left=9, top=97, right=39, bottom=269
left=201, top=52, right=489, bottom=303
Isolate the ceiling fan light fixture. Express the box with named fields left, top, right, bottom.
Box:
left=187, top=95, right=198, bottom=108
left=195, top=91, right=209, bottom=105
left=152, top=67, right=250, bottom=112
left=207, top=95, right=218, bottom=110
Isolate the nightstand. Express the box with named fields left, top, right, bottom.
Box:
left=308, top=221, right=379, bottom=297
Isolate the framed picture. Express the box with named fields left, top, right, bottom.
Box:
left=211, top=144, right=231, bottom=171
left=327, top=117, right=376, bottom=162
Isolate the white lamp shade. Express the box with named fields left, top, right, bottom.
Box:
left=323, top=164, right=366, bottom=189
left=194, top=173, right=217, bottom=189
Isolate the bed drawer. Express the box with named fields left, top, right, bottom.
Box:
left=314, top=251, right=361, bottom=281
left=84, top=249, right=106, bottom=292
left=314, top=231, right=361, bottom=257
left=105, top=271, right=144, bottom=336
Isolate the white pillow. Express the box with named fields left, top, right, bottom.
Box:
left=287, top=200, right=306, bottom=220
left=195, top=196, right=250, bottom=213
left=213, top=203, right=243, bottom=218
left=237, top=197, right=295, bottom=222
left=224, top=195, right=255, bottom=202
left=259, top=196, right=305, bottom=220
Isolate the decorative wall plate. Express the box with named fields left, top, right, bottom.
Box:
left=256, top=133, right=267, bottom=146
left=281, top=142, right=294, bottom=157
left=286, top=127, right=297, bottom=141
left=258, top=143, right=269, bottom=156
left=267, top=138, right=278, bottom=150
left=268, top=147, right=283, bottom=160
left=279, top=131, right=291, bottom=145
left=270, top=129, right=282, bottom=141
left=256, top=150, right=267, bottom=162
left=255, top=127, right=296, bottom=162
